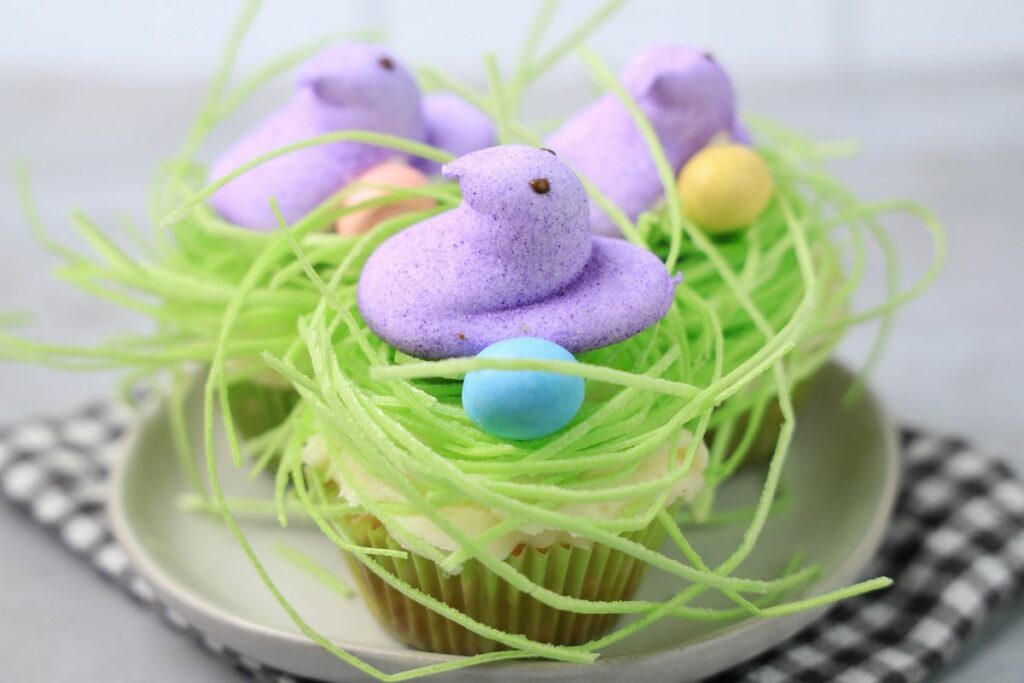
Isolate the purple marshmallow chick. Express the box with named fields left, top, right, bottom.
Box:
left=546, top=45, right=744, bottom=237
left=210, top=44, right=427, bottom=231
left=413, top=93, right=496, bottom=176
left=358, top=145, right=678, bottom=360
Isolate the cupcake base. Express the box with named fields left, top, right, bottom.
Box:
left=342, top=516, right=664, bottom=655
left=228, top=379, right=299, bottom=441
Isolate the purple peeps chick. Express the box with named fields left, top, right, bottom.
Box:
left=413, top=93, right=496, bottom=176
left=546, top=45, right=745, bottom=237
left=358, top=145, right=677, bottom=359
left=210, top=44, right=427, bottom=231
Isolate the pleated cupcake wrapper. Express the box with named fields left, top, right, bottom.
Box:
left=341, top=515, right=665, bottom=656
left=227, top=378, right=299, bottom=440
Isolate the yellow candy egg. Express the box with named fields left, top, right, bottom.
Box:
left=677, top=144, right=773, bottom=234
left=336, top=161, right=436, bottom=236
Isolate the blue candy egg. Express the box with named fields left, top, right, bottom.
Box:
left=462, top=337, right=585, bottom=440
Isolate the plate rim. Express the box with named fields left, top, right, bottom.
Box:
left=108, top=361, right=900, bottom=678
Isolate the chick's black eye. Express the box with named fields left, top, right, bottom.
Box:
left=541, top=147, right=557, bottom=156
left=529, top=178, right=550, bottom=194
left=702, top=51, right=716, bottom=63
left=379, top=56, right=395, bottom=71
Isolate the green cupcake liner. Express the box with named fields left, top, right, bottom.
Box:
left=341, top=515, right=665, bottom=656
left=228, top=378, right=299, bottom=440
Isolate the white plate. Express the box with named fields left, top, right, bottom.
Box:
left=109, top=362, right=898, bottom=682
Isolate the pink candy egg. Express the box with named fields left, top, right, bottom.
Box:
left=336, top=161, right=435, bottom=236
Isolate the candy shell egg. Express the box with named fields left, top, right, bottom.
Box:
left=336, top=161, right=436, bottom=236
left=462, top=337, right=585, bottom=441
left=677, top=143, right=773, bottom=234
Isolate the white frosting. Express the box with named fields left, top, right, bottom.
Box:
left=303, top=433, right=708, bottom=561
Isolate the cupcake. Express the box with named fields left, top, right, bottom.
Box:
left=206, top=44, right=494, bottom=444
left=545, top=44, right=846, bottom=470
left=4, top=41, right=494, bottom=454
left=285, top=145, right=721, bottom=653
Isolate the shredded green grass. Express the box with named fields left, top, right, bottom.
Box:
left=2, top=0, right=945, bottom=678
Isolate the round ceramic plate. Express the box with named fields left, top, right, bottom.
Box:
left=109, top=362, right=898, bottom=682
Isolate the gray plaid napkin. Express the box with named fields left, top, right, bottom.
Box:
left=2, top=400, right=1022, bottom=683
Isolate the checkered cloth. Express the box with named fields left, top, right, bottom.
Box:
left=2, top=400, right=1023, bottom=683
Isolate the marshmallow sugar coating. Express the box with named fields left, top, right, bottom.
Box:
left=210, top=44, right=427, bottom=231
left=462, top=337, right=585, bottom=440
left=546, top=44, right=746, bottom=237
left=414, top=93, right=496, bottom=176
left=357, top=145, right=678, bottom=360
